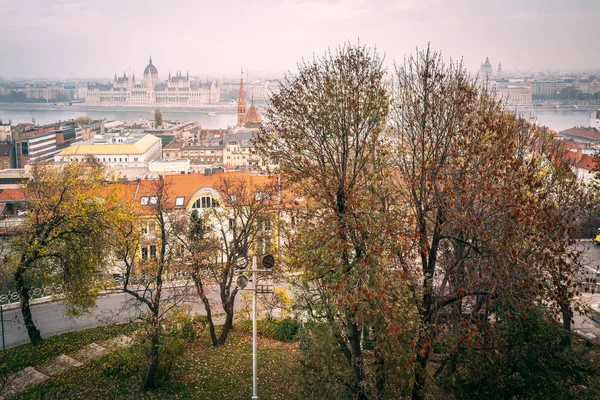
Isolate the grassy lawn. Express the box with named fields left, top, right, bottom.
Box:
left=16, top=330, right=302, bottom=400
left=0, top=324, right=137, bottom=377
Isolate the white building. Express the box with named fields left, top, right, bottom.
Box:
left=591, top=110, right=600, bottom=130
left=85, top=57, right=220, bottom=106
left=54, top=133, right=162, bottom=169
left=493, top=83, right=533, bottom=107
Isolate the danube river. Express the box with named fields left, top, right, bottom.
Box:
left=0, top=105, right=594, bottom=133
left=0, top=104, right=239, bottom=129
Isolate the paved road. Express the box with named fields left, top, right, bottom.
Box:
left=0, top=283, right=235, bottom=349
left=3, top=244, right=600, bottom=348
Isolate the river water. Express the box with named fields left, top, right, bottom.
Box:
left=0, top=105, right=239, bottom=129
left=0, top=105, right=593, bottom=133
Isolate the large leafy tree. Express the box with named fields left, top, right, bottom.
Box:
left=12, top=160, right=128, bottom=345
left=256, top=43, right=411, bottom=399
left=390, top=47, right=595, bottom=400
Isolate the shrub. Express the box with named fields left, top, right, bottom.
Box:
left=275, top=317, right=301, bottom=342
left=102, top=344, right=145, bottom=378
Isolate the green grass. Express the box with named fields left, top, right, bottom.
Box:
left=16, top=330, right=302, bottom=400
left=0, top=324, right=137, bottom=377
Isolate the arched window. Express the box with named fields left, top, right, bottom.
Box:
left=192, top=196, right=220, bottom=209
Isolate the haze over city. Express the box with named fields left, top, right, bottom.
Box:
left=2, top=0, right=599, bottom=79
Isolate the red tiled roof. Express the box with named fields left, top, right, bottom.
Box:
left=133, top=172, right=277, bottom=212
left=559, top=128, right=600, bottom=142
left=564, top=152, right=598, bottom=171
left=0, top=188, right=26, bottom=202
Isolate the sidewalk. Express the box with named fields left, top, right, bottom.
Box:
left=573, top=291, right=600, bottom=342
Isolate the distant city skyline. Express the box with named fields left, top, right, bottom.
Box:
left=1, top=0, right=599, bottom=79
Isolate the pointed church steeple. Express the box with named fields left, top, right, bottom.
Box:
left=237, top=68, right=248, bottom=126
left=149, top=55, right=153, bottom=65
left=169, top=70, right=171, bottom=80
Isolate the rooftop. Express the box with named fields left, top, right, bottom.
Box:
left=58, top=134, right=161, bottom=156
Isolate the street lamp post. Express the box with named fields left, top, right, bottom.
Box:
left=236, top=254, right=274, bottom=400
left=252, top=257, right=258, bottom=400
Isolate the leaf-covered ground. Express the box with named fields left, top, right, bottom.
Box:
left=16, top=330, right=302, bottom=399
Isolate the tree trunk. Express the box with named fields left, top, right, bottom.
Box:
left=193, top=274, right=219, bottom=346
left=217, top=300, right=235, bottom=346
left=346, top=313, right=367, bottom=400
left=560, top=300, right=572, bottom=347
left=202, top=297, right=219, bottom=346
left=144, top=317, right=160, bottom=390
left=14, top=268, right=43, bottom=346
left=411, top=328, right=431, bottom=400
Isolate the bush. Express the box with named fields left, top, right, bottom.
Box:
left=275, top=317, right=301, bottom=342
left=156, top=336, right=186, bottom=384
left=237, top=317, right=302, bottom=342
left=102, top=344, right=145, bottom=378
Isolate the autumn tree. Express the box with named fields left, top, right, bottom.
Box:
left=12, top=160, right=128, bottom=346
left=74, top=116, right=93, bottom=126
left=389, top=47, right=596, bottom=400
left=172, top=175, right=277, bottom=346
left=256, top=43, right=413, bottom=399
left=154, top=108, right=163, bottom=128
left=118, top=177, right=189, bottom=389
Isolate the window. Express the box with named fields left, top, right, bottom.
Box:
left=148, top=220, right=156, bottom=237
left=149, top=196, right=158, bottom=205
left=192, top=196, right=220, bottom=209
left=141, top=247, right=148, bottom=260
left=264, top=220, right=271, bottom=231
left=175, top=196, right=185, bottom=206
left=134, top=157, right=138, bottom=162
left=254, top=191, right=271, bottom=201
left=229, top=218, right=235, bottom=229
left=228, top=194, right=237, bottom=204
left=140, top=196, right=149, bottom=205
left=150, top=245, right=157, bottom=259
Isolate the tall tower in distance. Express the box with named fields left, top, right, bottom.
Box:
left=479, top=57, right=493, bottom=79
left=497, top=62, right=502, bottom=79
left=237, top=68, right=248, bottom=126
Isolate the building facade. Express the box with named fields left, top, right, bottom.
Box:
left=54, top=133, right=162, bottom=169
left=85, top=57, right=220, bottom=106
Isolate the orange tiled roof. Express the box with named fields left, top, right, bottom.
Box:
left=133, top=172, right=276, bottom=211
left=0, top=188, right=26, bottom=202
left=560, top=128, right=600, bottom=142
left=564, top=152, right=598, bottom=171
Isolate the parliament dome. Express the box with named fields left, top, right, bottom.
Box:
left=144, top=56, right=158, bottom=76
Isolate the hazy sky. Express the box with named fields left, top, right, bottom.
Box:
left=1, top=0, right=599, bottom=80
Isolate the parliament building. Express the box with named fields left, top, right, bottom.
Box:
left=85, top=57, right=220, bottom=106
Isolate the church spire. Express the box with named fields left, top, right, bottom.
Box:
left=149, top=55, right=153, bottom=65
left=237, top=68, right=247, bottom=126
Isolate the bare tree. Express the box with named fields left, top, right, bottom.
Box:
left=118, top=177, right=189, bottom=389
left=173, top=175, right=277, bottom=346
